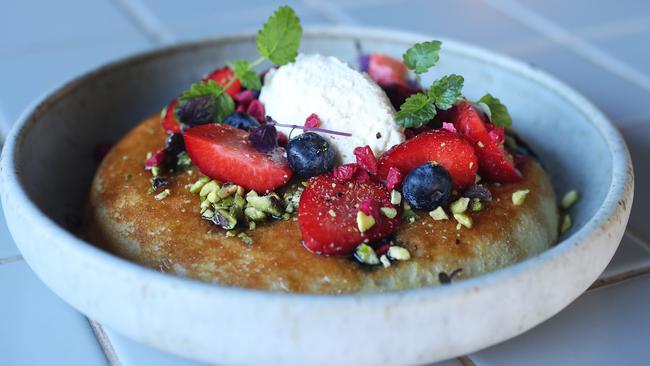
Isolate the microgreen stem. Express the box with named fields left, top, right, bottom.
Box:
left=249, top=56, right=266, bottom=68
left=269, top=121, right=352, bottom=137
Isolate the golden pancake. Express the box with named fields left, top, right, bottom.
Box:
left=86, top=115, right=559, bottom=294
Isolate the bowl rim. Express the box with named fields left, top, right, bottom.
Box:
left=0, top=26, right=632, bottom=303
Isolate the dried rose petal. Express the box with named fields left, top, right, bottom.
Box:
left=376, top=244, right=390, bottom=256
left=332, top=163, right=358, bottom=181
left=353, top=145, right=378, bottom=175
left=488, top=127, right=505, bottom=144
left=353, top=168, right=370, bottom=183
left=304, top=113, right=320, bottom=128
left=248, top=124, right=278, bottom=153
left=145, top=149, right=167, bottom=169
left=234, top=89, right=255, bottom=107
left=385, top=167, right=403, bottom=191
left=235, top=104, right=246, bottom=113
left=277, top=131, right=289, bottom=147
left=247, top=99, right=266, bottom=123
left=442, top=122, right=457, bottom=133
left=359, top=197, right=380, bottom=218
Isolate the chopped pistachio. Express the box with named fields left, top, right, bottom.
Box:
left=218, top=196, right=234, bottom=208
left=248, top=221, right=257, bottom=230
left=387, top=246, right=411, bottom=261
left=233, top=194, right=246, bottom=208
left=236, top=185, right=246, bottom=197
left=146, top=151, right=153, bottom=160
left=201, top=209, right=215, bottom=219
left=474, top=174, right=482, bottom=184
left=453, top=213, right=473, bottom=228
left=560, top=214, right=572, bottom=234
left=356, top=211, right=376, bottom=232
left=206, top=190, right=219, bottom=203
left=247, top=190, right=259, bottom=198
left=285, top=204, right=294, bottom=214
left=282, top=213, right=291, bottom=220
left=380, top=207, right=398, bottom=219
left=560, top=190, right=580, bottom=210
left=154, top=188, right=171, bottom=201
left=244, top=207, right=267, bottom=221
left=470, top=198, right=483, bottom=212
left=328, top=209, right=337, bottom=217
left=512, top=189, right=530, bottom=206
left=214, top=209, right=237, bottom=230
left=189, top=177, right=211, bottom=194
left=429, top=206, right=449, bottom=220
left=176, top=152, right=192, bottom=168
left=246, top=195, right=284, bottom=216
left=354, top=243, right=380, bottom=265
left=402, top=209, right=420, bottom=223
left=301, top=181, right=309, bottom=187
left=199, top=180, right=220, bottom=197
left=450, top=197, right=470, bottom=214
left=237, top=232, right=254, bottom=245
left=380, top=254, right=391, bottom=268
left=225, top=230, right=238, bottom=237
left=390, top=190, right=402, bottom=205
left=217, top=184, right=238, bottom=198
left=151, top=166, right=161, bottom=177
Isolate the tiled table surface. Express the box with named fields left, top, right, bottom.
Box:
left=1, top=0, right=649, bottom=365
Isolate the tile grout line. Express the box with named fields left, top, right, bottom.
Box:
left=588, top=266, right=650, bottom=291
left=110, top=0, right=175, bottom=45
left=88, top=319, right=122, bottom=366
left=625, top=227, right=650, bottom=251
left=0, top=255, right=23, bottom=265
left=458, top=355, right=478, bottom=366
left=298, top=0, right=359, bottom=25
left=482, top=0, right=650, bottom=94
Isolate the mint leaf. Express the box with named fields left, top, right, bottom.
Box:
left=395, top=93, right=437, bottom=128
left=478, top=93, right=512, bottom=128
left=179, top=80, right=225, bottom=101
left=428, top=74, right=464, bottom=110
left=232, top=60, right=262, bottom=90
left=214, top=93, right=235, bottom=122
left=256, top=6, right=302, bottom=65
left=402, top=40, right=442, bottom=74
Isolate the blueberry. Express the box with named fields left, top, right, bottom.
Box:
left=177, top=95, right=216, bottom=126
left=402, top=163, right=452, bottom=210
left=286, top=132, right=336, bottom=178
left=165, top=133, right=185, bottom=155
left=223, top=112, right=261, bottom=131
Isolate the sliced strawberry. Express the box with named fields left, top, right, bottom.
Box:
left=298, top=175, right=399, bottom=255
left=161, top=99, right=182, bottom=134
left=184, top=124, right=292, bottom=192
left=377, top=130, right=478, bottom=190
left=449, top=101, right=523, bottom=183
left=204, top=66, right=241, bottom=97
left=367, top=53, right=409, bottom=88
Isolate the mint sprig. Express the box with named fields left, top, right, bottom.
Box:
left=179, top=80, right=235, bottom=122
left=428, top=74, right=464, bottom=110
left=256, top=6, right=302, bottom=65
left=477, top=93, right=512, bottom=128
left=403, top=40, right=441, bottom=75
left=395, top=74, right=464, bottom=128
left=231, top=60, right=262, bottom=91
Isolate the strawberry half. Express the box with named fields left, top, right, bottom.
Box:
left=184, top=124, right=292, bottom=192
left=367, top=53, right=409, bottom=88
left=204, top=66, right=241, bottom=97
left=377, top=130, right=478, bottom=190
left=298, top=175, right=399, bottom=256
left=161, top=99, right=182, bottom=134
left=449, top=101, right=523, bottom=183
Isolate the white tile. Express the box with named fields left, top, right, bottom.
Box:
left=0, top=260, right=107, bottom=365
left=0, top=0, right=144, bottom=50
left=515, top=0, right=650, bottom=30
left=471, top=274, right=650, bottom=365
left=511, top=45, right=650, bottom=123
left=340, top=0, right=544, bottom=54
left=600, top=235, right=650, bottom=278
left=620, top=123, right=650, bottom=241
left=0, top=35, right=152, bottom=130
left=103, top=325, right=463, bottom=366
left=0, top=202, right=20, bottom=259
left=138, top=0, right=330, bottom=42
left=592, top=30, right=650, bottom=78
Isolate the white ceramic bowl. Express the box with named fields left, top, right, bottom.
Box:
left=0, top=28, right=633, bottom=365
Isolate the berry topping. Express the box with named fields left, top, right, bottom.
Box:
left=367, top=53, right=409, bottom=88
left=223, top=112, right=261, bottom=131
left=248, top=125, right=278, bottom=153
left=286, top=132, right=336, bottom=178
left=402, top=163, right=452, bottom=210
left=298, top=175, right=399, bottom=255
left=332, top=163, right=358, bottom=181
left=183, top=124, right=292, bottom=192
left=177, top=95, right=217, bottom=126
left=450, top=101, right=523, bottom=183
left=164, top=133, right=185, bottom=155
left=353, top=145, right=378, bottom=175
left=145, top=149, right=168, bottom=170
left=246, top=99, right=266, bottom=123
left=304, top=113, right=320, bottom=128
left=203, top=66, right=241, bottom=97
left=161, top=99, right=182, bottom=134
left=233, top=89, right=257, bottom=107
left=377, top=130, right=478, bottom=190
left=385, top=167, right=403, bottom=191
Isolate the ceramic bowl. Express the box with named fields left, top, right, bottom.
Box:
left=0, top=27, right=633, bottom=365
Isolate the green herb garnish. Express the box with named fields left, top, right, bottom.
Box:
left=477, top=93, right=512, bottom=128
left=402, top=40, right=441, bottom=75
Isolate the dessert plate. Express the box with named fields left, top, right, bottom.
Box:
left=0, top=27, right=633, bottom=365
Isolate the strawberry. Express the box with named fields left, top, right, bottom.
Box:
left=203, top=66, right=241, bottom=97
left=449, top=101, right=523, bottom=183
left=183, top=124, right=292, bottom=192
left=367, top=53, right=409, bottom=88
left=377, top=130, right=478, bottom=190
left=161, top=99, right=182, bottom=134
left=298, top=175, right=399, bottom=255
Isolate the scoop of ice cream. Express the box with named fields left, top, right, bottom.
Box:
left=259, top=53, right=404, bottom=164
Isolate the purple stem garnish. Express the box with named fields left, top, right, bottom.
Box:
left=248, top=124, right=278, bottom=153
left=265, top=117, right=352, bottom=137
